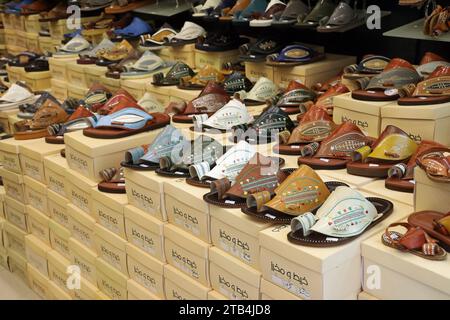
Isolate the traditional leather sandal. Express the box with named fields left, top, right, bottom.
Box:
left=112, top=17, right=152, bottom=39
left=272, top=0, right=310, bottom=26
left=83, top=83, right=113, bottom=112
left=272, top=80, right=316, bottom=115
left=398, top=65, right=450, bottom=105
left=239, top=37, right=285, bottom=62
left=415, top=146, right=450, bottom=183
left=266, top=44, right=325, bottom=67
left=96, top=40, right=134, bottom=66
left=274, top=105, right=336, bottom=155
left=9, top=52, right=40, bottom=68
left=14, top=98, right=69, bottom=140
left=96, top=89, right=137, bottom=115
left=0, top=83, right=39, bottom=111
left=156, top=135, right=224, bottom=178
left=17, top=92, right=59, bottom=120
left=408, top=211, right=450, bottom=252
left=298, top=122, right=374, bottom=170
left=170, top=81, right=230, bottom=124
left=239, top=77, right=278, bottom=106
left=241, top=165, right=348, bottom=224
left=178, top=64, right=226, bottom=90
left=343, top=55, right=391, bottom=80
left=382, top=222, right=447, bottom=260
left=223, top=71, right=253, bottom=95
left=105, top=50, right=142, bottom=79
left=287, top=186, right=393, bottom=247
left=121, top=125, right=185, bottom=171
left=351, top=58, right=422, bottom=101
left=386, top=141, right=445, bottom=193
left=98, top=167, right=126, bottom=194
left=83, top=107, right=170, bottom=139
left=416, top=51, right=449, bottom=77
left=231, top=106, right=295, bottom=145
left=203, top=153, right=288, bottom=208
left=21, top=0, right=57, bottom=15
left=314, top=83, right=349, bottom=116
left=77, top=39, right=116, bottom=65
left=249, top=0, right=287, bottom=27
left=140, top=23, right=176, bottom=50
left=164, top=21, right=206, bottom=47
left=317, top=0, right=367, bottom=32
left=295, top=0, right=336, bottom=29
left=195, top=31, right=246, bottom=52
left=191, top=96, right=252, bottom=133
left=45, top=106, right=97, bottom=144
left=232, top=0, right=267, bottom=26
left=105, top=0, right=154, bottom=14
left=152, top=61, right=196, bottom=87
left=346, top=125, right=418, bottom=178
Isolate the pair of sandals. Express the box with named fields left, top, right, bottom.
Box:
left=383, top=211, right=449, bottom=260
left=196, top=31, right=247, bottom=52
left=423, top=4, right=449, bottom=38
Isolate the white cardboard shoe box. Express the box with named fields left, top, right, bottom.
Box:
left=68, top=237, right=98, bottom=286
left=25, top=234, right=51, bottom=277
left=0, top=138, right=34, bottom=174
left=164, top=178, right=211, bottom=243
left=124, top=168, right=167, bottom=222
left=66, top=168, right=97, bottom=216
left=4, top=221, right=27, bottom=258
left=164, top=224, right=211, bottom=287
left=362, top=228, right=450, bottom=300
left=68, top=204, right=95, bottom=251
left=4, top=195, right=28, bottom=232
left=24, top=176, right=48, bottom=214
left=49, top=219, right=72, bottom=260
left=27, top=263, right=50, bottom=299
left=47, top=190, right=70, bottom=229
left=124, top=205, right=165, bottom=262
left=96, top=257, right=129, bottom=300
left=126, top=243, right=165, bottom=299
left=26, top=205, right=50, bottom=245
left=92, top=189, right=128, bottom=239
left=164, top=264, right=211, bottom=300
left=7, top=249, right=28, bottom=284
left=19, top=138, right=64, bottom=183
left=65, top=129, right=162, bottom=182
left=43, top=153, right=69, bottom=198
left=258, top=195, right=413, bottom=300
left=94, top=223, right=128, bottom=276
left=127, top=279, right=162, bottom=300
left=47, top=249, right=71, bottom=295
left=210, top=206, right=272, bottom=270
left=414, top=166, right=450, bottom=213
left=209, top=247, right=261, bottom=300
left=1, top=168, right=26, bottom=204
left=260, top=279, right=301, bottom=300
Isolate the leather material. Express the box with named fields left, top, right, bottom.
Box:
left=224, top=153, right=287, bottom=199
left=416, top=147, right=450, bottom=181
left=409, top=211, right=450, bottom=248
left=152, top=61, right=196, bottom=86
left=180, top=65, right=225, bottom=88
left=250, top=106, right=295, bottom=134
left=412, top=66, right=450, bottom=96
left=359, top=125, right=418, bottom=163
left=97, top=90, right=140, bottom=115
left=15, top=98, right=68, bottom=132
left=183, top=81, right=230, bottom=115
left=223, top=72, right=253, bottom=94
left=240, top=77, right=278, bottom=102
left=138, top=125, right=185, bottom=164
left=291, top=187, right=378, bottom=237
left=315, top=83, right=349, bottom=114
left=84, top=83, right=113, bottom=112
left=344, top=55, right=391, bottom=75
left=264, top=165, right=330, bottom=216
left=314, top=122, right=372, bottom=159
left=100, top=40, right=134, bottom=62
left=297, top=0, right=336, bottom=26
left=287, top=105, right=336, bottom=144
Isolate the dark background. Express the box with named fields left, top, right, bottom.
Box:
left=137, top=0, right=450, bottom=63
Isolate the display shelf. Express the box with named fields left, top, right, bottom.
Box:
left=383, top=18, right=450, bottom=42
left=134, top=0, right=193, bottom=17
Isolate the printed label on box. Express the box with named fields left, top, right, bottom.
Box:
left=23, top=158, right=43, bottom=182
left=99, top=244, right=122, bottom=271
left=27, top=249, right=47, bottom=275
left=127, top=182, right=160, bottom=218
left=130, top=263, right=159, bottom=294
left=4, top=181, right=23, bottom=202
left=49, top=203, right=69, bottom=229
left=73, top=255, right=95, bottom=283
left=6, top=206, right=27, bottom=231
left=7, top=233, right=26, bottom=256
left=27, top=189, right=45, bottom=212
left=127, top=223, right=158, bottom=257
left=48, top=172, right=66, bottom=197
left=217, top=274, right=250, bottom=300
left=170, top=247, right=200, bottom=280
left=70, top=188, right=90, bottom=214
left=217, top=228, right=252, bottom=264
left=171, top=205, right=201, bottom=237
left=3, top=154, right=21, bottom=173
left=95, top=204, right=121, bottom=235
left=67, top=149, right=90, bottom=177
left=52, top=234, right=70, bottom=259
left=269, top=261, right=311, bottom=300
left=99, top=277, right=124, bottom=300
left=50, top=267, right=68, bottom=291
left=30, top=219, right=48, bottom=243
left=70, top=220, right=93, bottom=249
